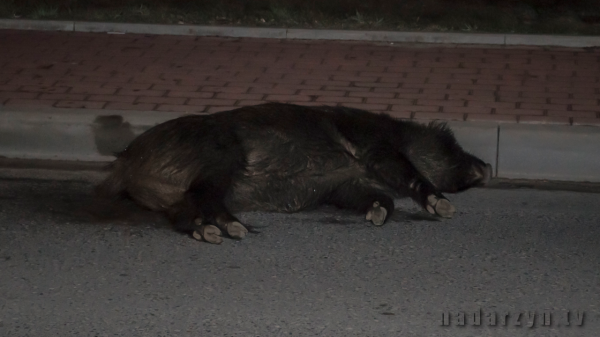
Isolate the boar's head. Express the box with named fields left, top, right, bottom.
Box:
left=403, top=122, right=493, bottom=193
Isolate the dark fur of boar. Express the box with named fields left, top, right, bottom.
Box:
left=96, top=103, right=492, bottom=244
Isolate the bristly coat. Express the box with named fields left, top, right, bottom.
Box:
left=96, top=103, right=492, bottom=244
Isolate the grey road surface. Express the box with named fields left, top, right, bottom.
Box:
left=0, top=177, right=599, bottom=337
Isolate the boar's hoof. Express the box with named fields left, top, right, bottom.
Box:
left=425, top=194, right=456, bottom=218
left=193, top=225, right=223, bottom=244
left=365, top=201, right=387, bottom=226
left=225, top=221, right=248, bottom=240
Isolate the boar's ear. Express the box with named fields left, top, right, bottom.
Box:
left=427, top=121, right=459, bottom=145
left=427, top=120, right=450, bottom=133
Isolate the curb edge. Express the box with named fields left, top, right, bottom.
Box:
left=2, top=19, right=600, bottom=47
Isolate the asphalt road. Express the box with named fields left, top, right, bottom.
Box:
left=0, top=177, right=599, bottom=337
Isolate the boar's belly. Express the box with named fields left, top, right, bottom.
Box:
left=225, top=168, right=364, bottom=212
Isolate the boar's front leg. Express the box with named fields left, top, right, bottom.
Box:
left=366, top=153, right=456, bottom=218
left=327, top=182, right=395, bottom=226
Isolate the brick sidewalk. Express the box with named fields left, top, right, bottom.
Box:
left=1, top=30, right=599, bottom=126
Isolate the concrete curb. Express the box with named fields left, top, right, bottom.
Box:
left=0, top=106, right=187, bottom=162
left=2, top=18, right=600, bottom=48
left=1, top=106, right=599, bottom=182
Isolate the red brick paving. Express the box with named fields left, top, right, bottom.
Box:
left=1, top=30, right=600, bottom=126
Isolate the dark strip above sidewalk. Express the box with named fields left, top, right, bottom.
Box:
left=2, top=19, right=600, bottom=48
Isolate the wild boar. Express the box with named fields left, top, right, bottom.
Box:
left=96, top=103, right=492, bottom=244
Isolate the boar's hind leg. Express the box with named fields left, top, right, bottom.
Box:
left=327, top=183, right=395, bottom=226
left=167, top=192, right=223, bottom=245
left=368, top=155, right=456, bottom=218
left=187, top=187, right=250, bottom=241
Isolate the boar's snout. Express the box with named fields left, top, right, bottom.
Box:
left=466, top=162, right=493, bottom=189
left=473, top=162, right=493, bottom=186
left=482, top=163, right=493, bottom=185
left=442, top=160, right=494, bottom=193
